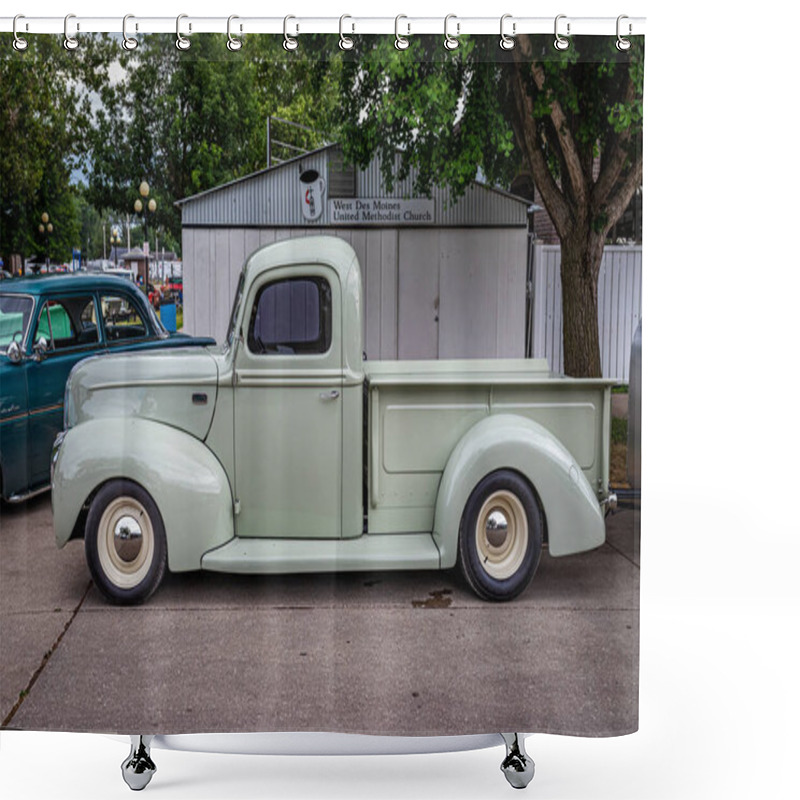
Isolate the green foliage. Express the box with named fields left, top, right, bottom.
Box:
left=0, top=34, right=117, bottom=262
left=85, top=34, right=345, bottom=248
left=335, top=36, right=518, bottom=199
left=611, top=417, right=628, bottom=445
left=334, top=34, right=643, bottom=210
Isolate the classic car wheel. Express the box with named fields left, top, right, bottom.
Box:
left=85, top=480, right=167, bottom=605
left=458, top=471, right=543, bottom=602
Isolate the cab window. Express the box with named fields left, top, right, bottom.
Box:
left=247, top=277, right=332, bottom=355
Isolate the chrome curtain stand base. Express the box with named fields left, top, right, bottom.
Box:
left=119, top=732, right=535, bottom=790
left=121, top=735, right=157, bottom=791
left=500, top=733, right=535, bottom=789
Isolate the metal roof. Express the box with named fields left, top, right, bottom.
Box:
left=0, top=273, right=139, bottom=295
left=176, top=144, right=529, bottom=228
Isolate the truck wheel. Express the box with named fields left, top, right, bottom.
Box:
left=458, top=471, right=543, bottom=601
left=85, top=480, right=167, bottom=605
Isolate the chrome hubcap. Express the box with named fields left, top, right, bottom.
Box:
left=97, top=496, right=154, bottom=589
left=113, top=516, right=144, bottom=563
left=485, top=510, right=509, bottom=548
left=476, top=490, right=528, bottom=580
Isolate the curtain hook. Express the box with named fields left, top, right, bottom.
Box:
left=12, top=15, right=28, bottom=52
left=283, top=15, right=298, bottom=51
left=554, top=14, right=570, bottom=51
left=227, top=15, right=243, bottom=51
left=122, top=14, right=139, bottom=50
left=394, top=15, right=410, bottom=51
left=176, top=14, right=191, bottom=51
left=499, top=14, right=515, bottom=50
left=444, top=14, right=459, bottom=51
left=616, top=15, right=632, bottom=51
left=339, top=14, right=354, bottom=50
left=63, top=13, right=79, bottom=51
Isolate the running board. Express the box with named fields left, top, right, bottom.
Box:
left=201, top=532, right=441, bottom=574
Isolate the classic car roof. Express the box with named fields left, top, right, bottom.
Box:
left=0, top=273, right=139, bottom=295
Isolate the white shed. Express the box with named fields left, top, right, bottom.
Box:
left=177, top=145, right=530, bottom=360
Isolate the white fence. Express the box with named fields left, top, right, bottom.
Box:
left=529, top=243, right=642, bottom=383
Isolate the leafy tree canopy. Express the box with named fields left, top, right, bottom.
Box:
left=334, top=34, right=643, bottom=376
left=0, top=34, right=117, bottom=263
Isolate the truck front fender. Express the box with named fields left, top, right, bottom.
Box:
left=52, top=417, right=234, bottom=572
left=433, top=414, right=605, bottom=568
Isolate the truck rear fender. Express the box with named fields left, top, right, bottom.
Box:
left=433, top=414, right=604, bottom=568
left=52, top=418, right=234, bottom=572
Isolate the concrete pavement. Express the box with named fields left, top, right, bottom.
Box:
left=1, top=495, right=638, bottom=737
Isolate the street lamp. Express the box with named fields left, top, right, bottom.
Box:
left=38, top=212, right=53, bottom=271
left=110, top=225, right=122, bottom=267
left=134, top=181, right=157, bottom=284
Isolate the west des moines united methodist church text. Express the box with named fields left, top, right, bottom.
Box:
left=328, top=198, right=434, bottom=225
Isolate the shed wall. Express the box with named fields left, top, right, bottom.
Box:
left=529, top=243, right=642, bottom=382
left=183, top=227, right=527, bottom=361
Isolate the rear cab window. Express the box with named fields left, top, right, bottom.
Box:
left=247, top=277, right=332, bottom=355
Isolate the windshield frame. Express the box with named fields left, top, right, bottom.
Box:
left=225, top=271, right=246, bottom=352
left=0, top=293, right=35, bottom=354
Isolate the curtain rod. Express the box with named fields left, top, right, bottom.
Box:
left=1, top=15, right=646, bottom=38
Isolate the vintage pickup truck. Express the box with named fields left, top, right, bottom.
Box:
left=52, top=237, right=616, bottom=604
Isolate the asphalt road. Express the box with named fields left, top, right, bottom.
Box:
left=0, top=495, right=639, bottom=738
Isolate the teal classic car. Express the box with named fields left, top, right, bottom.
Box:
left=0, top=273, right=213, bottom=502
left=52, top=238, right=617, bottom=604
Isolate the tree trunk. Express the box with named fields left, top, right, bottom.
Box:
left=559, top=228, right=606, bottom=378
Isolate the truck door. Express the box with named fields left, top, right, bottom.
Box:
left=233, top=267, right=343, bottom=538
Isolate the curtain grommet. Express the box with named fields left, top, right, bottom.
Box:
left=554, top=14, right=570, bottom=51
left=122, top=14, right=139, bottom=50
left=176, top=14, right=191, bottom=51
left=63, top=13, right=79, bottom=51
left=499, top=14, right=515, bottom=50
left=283, top=15, right=298, bottom=51
left=12, top=14, right=28, bottom=51
left=444, top=14, right=459, bottom=51
left=616, top=15, right=632, bottom=51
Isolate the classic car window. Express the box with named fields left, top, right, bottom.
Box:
left=0, top=295, right=34, bottom=351
left=34, top=296, right=98, bottom=350
left=247, top=277, right=332, bottom=355
left=101, top=294, right=148, bottom=343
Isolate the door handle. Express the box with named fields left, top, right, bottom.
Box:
left=319, top=389, right=340, bottom=401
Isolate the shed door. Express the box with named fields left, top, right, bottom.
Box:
left=397, top=230, right=440, bottom=359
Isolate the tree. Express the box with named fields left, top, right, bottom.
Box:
left=87, top=35, right=342, bottom=250
left=0, top=34, right=116, bottom=265
left=335, top=35, right=643, bottom=377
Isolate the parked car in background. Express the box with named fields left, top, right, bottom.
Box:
left=102, top=267, right=136, bottom=282
left=165, top=276, right=183, bottom=305
left=0, top=273, right=214, bottom=502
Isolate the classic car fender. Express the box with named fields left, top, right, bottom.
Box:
left=432, top=414, right=605, bottom=568
left=52, top=417, right=234, bottom=571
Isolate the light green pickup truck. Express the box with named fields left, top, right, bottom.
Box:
left=52, top=237, right=616, bottom=604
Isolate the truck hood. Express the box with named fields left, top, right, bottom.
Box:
left=66, top=347, right=219, bottom=441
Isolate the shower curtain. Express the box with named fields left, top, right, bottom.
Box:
left=0, top=13, right=642, bottom=791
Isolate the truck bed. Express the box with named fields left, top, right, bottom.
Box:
left=364, top=358, right=616, bottom=535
